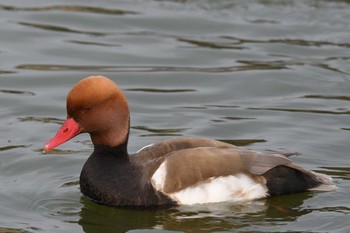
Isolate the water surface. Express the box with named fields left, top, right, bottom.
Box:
left=1, top=0, right=350, bottom=232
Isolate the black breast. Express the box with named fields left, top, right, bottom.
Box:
left=79, top=145, right=176, bottom=207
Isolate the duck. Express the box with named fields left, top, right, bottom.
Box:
left=43, top=76, right=335, bottom=207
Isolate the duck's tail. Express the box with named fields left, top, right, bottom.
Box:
left=287, top=163, right=336, bottom=192
left=263, top=163, right=336, bottom=196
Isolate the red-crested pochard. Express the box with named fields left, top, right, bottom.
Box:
left=44, top=76, right=335, bottom=207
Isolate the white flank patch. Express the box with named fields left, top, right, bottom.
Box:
left=151, top=161, right=167, bottom=191
left=170, top=174, right=268, bottom=205
left=136, top=143, right=154, bottom=153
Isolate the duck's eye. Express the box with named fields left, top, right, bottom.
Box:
left=83, top=106, right=92, bottom=113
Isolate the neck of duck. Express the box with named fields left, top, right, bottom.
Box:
left=89, top=98, right=130, bottom=159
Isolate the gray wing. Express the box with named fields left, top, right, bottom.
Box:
left=132, top=137, right=236, bottom=163
left=151, top=146, right=292, bottom=193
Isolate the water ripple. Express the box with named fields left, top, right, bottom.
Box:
left=302, top=95, right=350, bottom=101
left=125, top=88, right=195, bottom=93
left=223, top=36, right=350, bottom=48
left=18, top=116, right=64, bottom=125
left=0, top=89, right=35, bottom=96
left=248, top=107, right=350, bottom=115
left=0, top=145, right=30, bottom=152
left=0, top=70, right=15, bottom=75
left=68, top=40, right=121, bottom=47
left=25, top=196, right=80, bottom=218
left=16, top=64, right=288, bottom=73
left=178, top=38, right=245, bottom=50
left=132, top=125, right=188, bottom=137
left=318, top=167, right=350, bottom=181
left=18, top=22, right=107, bottom=36
left=211, top=116, right=255, bottom=123
left=222, top=116, right=256, bottom=120
left=0, top=4, right=137, bottom=15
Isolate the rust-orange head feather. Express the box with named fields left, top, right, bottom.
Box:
left=66, top=76, right=128, bottom=118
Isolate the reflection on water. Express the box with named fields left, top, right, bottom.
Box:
left=78, top=192, right=319, bottom=233
left=0, top=227, right=24, bottom=233
left=79, top=197, right=159, bottom=233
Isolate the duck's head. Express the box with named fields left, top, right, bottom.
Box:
left=43, top=76, right=130, bottom=153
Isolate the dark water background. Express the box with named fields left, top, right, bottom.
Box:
left=1, top=0, right=349, bottom=232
